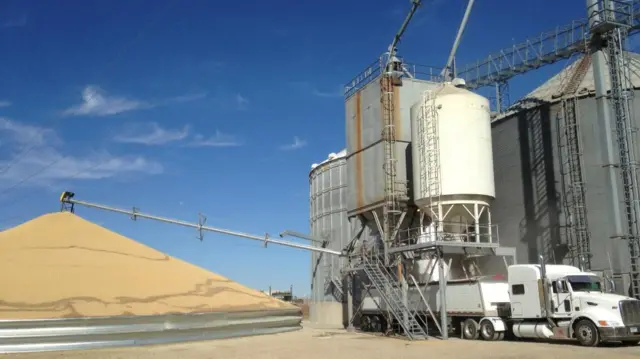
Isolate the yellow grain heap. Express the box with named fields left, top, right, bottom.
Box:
left=0, top=212, right=296, bottom=320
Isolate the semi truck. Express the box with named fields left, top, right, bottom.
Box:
left=359, top=258, right=640, bottom=346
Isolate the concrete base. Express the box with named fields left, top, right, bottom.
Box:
left=309, top=302, right=344, bottom=329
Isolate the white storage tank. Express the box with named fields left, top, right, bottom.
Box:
left=410, top=82, right=495, bottom=245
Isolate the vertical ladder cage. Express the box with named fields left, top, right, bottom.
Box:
left=557, top=54, right=593, bottom=269
left=417, top=89, right=442, bottom=224
left=590, top=0, right=640, bottom=298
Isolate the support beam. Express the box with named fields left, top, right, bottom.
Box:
left=346, top=273, right=355, bottom=332
left=438, top=251, right=448, bottom=340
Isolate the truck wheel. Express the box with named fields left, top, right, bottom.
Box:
left=480, top=320, right=497, bottom=341
left=497, top=332, right=505, bottom=341
left=462, top=318, right=480, bottom=340
left=361, top=316, right=371, bottom=332
left=574, top=319, right=600, bottom=347
left=370, top=315, right=382, bottom=333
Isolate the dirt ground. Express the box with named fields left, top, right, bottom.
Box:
left=9, top=322, right=640, bottom=359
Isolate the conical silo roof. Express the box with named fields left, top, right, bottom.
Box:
left=497, top=51, right=640, bottom=120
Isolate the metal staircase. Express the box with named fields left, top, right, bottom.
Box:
left=557, top=54, right=592, bottom=269
left=324, top=276, right=344, bottom=302
left=417, top=89, right=442, bottom=218
left=362, top=256, right=427, bottom=340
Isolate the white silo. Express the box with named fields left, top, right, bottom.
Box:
left=410, top=81, right=496, bottom=281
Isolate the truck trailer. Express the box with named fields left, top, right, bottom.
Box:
left=359, top=259, right=640, bottom=346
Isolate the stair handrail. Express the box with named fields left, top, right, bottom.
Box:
left=408, top=274, right=441, bottom=337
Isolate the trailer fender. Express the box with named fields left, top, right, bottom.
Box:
left=480, top=317, right=506, bottom=332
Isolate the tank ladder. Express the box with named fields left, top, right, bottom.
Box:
left=380, top=62, right=408, bottom=252
left=417, top=89, right=442, bottom=221
left=557, top=54, right=593, bottom=269
left=606, top=27, right=640, bottom=299
left=362, top=256, right=427, bottom=340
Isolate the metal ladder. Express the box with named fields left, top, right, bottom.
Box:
left=362, top=256, right=427, bottom=340
left=606, top=26, right=640, bottom=299
left=380, top=66, right=407, bottom=252
left=418, top=90, right=441, bottom=213
left=557, top=54, right=592, bottom=268
left=526, top=91, right=555, bottom=262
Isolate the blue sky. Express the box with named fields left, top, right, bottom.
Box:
left=0, top=0, right=589, bottom=296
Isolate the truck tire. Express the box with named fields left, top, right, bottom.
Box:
left=574, top=319, right=600, bottom=347
left=370, top=315, right=382, bottom=333
left=480, top=320, right=501, bottom=341
left=361, top=315, right=371, bottom=332
left=462, top=318, right=480, bottom=340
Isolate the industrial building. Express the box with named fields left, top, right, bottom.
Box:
left=491, top=53, right=640, bottom=294
left=307, top=0, right=640, bottom=339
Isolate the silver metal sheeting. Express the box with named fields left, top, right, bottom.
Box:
left=0, top=308, right=302, bottom=353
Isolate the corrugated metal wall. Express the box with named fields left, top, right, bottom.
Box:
left=309, top=156, right=349, bottom=323
left=491, top=93, right=640, bottom=294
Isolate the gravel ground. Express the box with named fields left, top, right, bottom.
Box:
left=9, top=323, right=640, bottom=359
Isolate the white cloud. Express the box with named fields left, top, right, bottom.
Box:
left=169, top=92, right=208, bottom=104
left=0, top=118, right=162, bottom=187
left=187, top=130, right=243, bottom=147
left=62, top=86, right=207, bottom=118
left=0, top=101, right=11, bottom=107
left=312, top=86, right=343, bottom=98
left=63, top=86, right=148, bottom=117
left=236, top=93, right=249, bottom=110
left=1, top=150, right=163, bottom=182
left=290, top=81, right=344, bottom=98
left=0, top=117, right=59, bottom=147
left=280, top=136, right=307, bottom=150
left=2, top=16, right=27, bottom=29
left=114, top=122, right=190, bottom=146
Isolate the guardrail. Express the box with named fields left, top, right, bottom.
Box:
left=343, top=57, right=444, bottom=99
left=0, top=308, right=302, bottom=354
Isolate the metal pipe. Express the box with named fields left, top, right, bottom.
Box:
left=279, top=230, right=325, bottom=244
left=346, top=273, right=355, bottom=331
left=588, top=0, right=625, bottom=240
left=438, top=251, right=448, bottom=339
left=442, top=0, right=475, bottom=79
left=388, top=0, right=422, bottom=55
left=63, top=198, right=342, bottom=256
left=539, top=255, right=555, bottom=327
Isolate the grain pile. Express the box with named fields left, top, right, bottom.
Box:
left=0, top=212, right=296, bottom=320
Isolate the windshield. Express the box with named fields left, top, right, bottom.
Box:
left=567, top=275, right=602, bottom=292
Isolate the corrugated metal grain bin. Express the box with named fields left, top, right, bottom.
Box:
left=490, top=53, right=640, bottom=295
left=309, top=150, right=348, bottom=326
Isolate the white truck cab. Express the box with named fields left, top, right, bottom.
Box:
left=508, top=263, right=640, bottom=346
